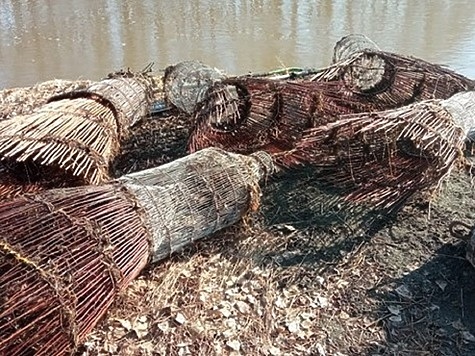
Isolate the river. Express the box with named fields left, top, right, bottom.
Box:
left=0, top=0, right=474, bottom=88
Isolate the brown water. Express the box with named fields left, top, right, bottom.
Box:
left=0, top=0, right=474, bottom=88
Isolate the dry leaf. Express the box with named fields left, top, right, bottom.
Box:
left=387, top=305, right=401, bottom=315
left=115, top=318, right=132, bottom=331
left=226, top=339, right=241, bottom=351
left=175, top=312, right=186, bottom=325
left=286, top=320, right=300, bottom=333
left=235, top=300, right=251, bottom=314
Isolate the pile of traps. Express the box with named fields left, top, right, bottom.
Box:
left=1, top=34, right=475, bottom=355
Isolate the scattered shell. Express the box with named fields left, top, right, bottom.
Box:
left=389, top=315, right=402, bottom=323
left=435, top=280, right=448, bottom=291
left=267, top=346, right=281, bottom=356
left=462, top=331, right=475, bottom=343
left=387, top=305, right=401, bottom=316
left=115, top=318, right=132, bottom=331
left=274, top=297, right=287, bottom=309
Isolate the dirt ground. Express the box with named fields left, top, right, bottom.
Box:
left=76, top=111, right=475, bottom=356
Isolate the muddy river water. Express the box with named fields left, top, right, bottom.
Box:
left=0, top=0, right=474, bottom=88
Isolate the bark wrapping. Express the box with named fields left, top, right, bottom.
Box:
left=120, top=148, right=274, bottom=262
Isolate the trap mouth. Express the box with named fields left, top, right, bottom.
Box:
left=0, top=159, right=87, bottom=200
left=204, top=80, right=250, bottom=133
left=342, top=52, right=395, bottom=94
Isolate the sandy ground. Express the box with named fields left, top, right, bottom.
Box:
left=76, top=112, right=475, bottom=356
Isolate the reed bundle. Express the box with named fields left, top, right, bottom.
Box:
left=0, top=147, right=273, bottom=355
left=277, top=91, right=475, bottom=211
left=0, top=79, right=92, bottom=121
left=0, top=71, right=155, bottom=200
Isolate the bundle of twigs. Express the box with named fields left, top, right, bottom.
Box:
left=0, top=147, right=273, bottom=355
left=0, top=70, right=156, bottom=200
left=276, top=91, right=475, bottom=212
left=188, top=36, right=474, bottom=156
left=0, top=79, right=92, bottom=121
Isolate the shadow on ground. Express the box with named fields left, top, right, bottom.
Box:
left=362, top=241, right=475, bottom=356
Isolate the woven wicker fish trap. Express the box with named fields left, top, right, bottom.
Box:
left=163, top=60, right=225, bottom=114
left=332, top=33, right=380, bottom=63
left=188, top=47, right=474, bottom=158
left=0, top=70, right=156, bottom=200
left=0, top=147, right=273, bottom=355
left=0, top=79, right=92, bottom=121
left=189, top=77, right=280, bottom=154
left=279, top=91, right=475, bottom=211
left=316, top=43, right=475, bottom=100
